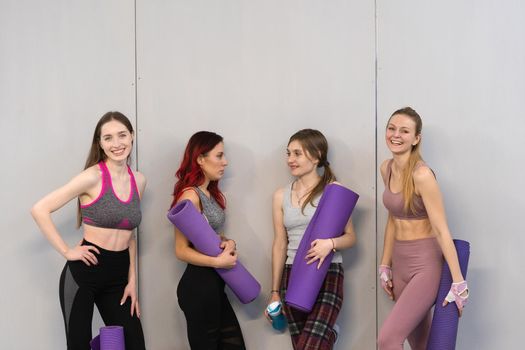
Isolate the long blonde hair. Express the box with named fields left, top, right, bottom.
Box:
left=388, top=107, right=423, bottom=214
left=288, top=129, right=336, bottom=213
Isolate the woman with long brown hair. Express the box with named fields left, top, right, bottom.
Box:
left=31, top=111, right=146, bottom=350
left=267, top=129, right=357, bottom=350
left=377, top=107, right=469, bottom=350
left=171, top=131, right=245, bottom=350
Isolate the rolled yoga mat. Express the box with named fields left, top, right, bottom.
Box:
left=167, top=200, right=261, bottom=304
left=285, top=183, right=359, bottom=312
left=427, top=239, right=470, bottom=350
left=90, top=326, right=125, bottom=350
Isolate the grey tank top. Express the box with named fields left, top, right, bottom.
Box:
left=283, top=182, right=343, bottom=265
left=195, top=187, right=225, bottom=233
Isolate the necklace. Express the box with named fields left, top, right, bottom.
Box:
left=293, top=181, right=315, bottom=206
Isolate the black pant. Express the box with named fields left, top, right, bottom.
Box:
left=59, top=240, right=145, bottom=350
left=177, top=264, right=246, bottom=350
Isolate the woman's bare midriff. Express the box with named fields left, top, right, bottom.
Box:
left=83, top=225, right=133, bottom=251
left=393, top=218, right=434, bottom=241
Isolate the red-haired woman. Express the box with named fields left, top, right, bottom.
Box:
left=31, top=111, right=146, bottom=350
left=171, top=131, right=246, bottom=350
left=377, top=107, right=469, bottom=350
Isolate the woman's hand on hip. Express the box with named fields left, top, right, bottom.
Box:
left=64, top=244, right=100, bottom=266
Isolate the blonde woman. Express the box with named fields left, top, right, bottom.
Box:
left=378, top=107, right=469, bottom=350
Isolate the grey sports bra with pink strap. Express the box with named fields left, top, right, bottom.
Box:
left=80, top=161, right=142, bottom=230
left=382, top=159, right=429, bottom=220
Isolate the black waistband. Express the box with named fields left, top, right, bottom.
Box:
left=81, top=239, right=129, bottom=257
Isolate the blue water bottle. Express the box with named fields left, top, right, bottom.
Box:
left=266, top=301, right=287, bottom=331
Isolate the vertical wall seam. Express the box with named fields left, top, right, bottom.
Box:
left=133, top=0, right=141, bottom=293
left=134, top=0, right=139, bottom=171
left=374, top=0, right=379, bottom=348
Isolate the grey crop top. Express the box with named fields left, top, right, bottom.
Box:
left=282, top=182, right=343, bottom=265
left=80, top=161, right=142, bottom=230
left=195, top=187, right=225, bottom=233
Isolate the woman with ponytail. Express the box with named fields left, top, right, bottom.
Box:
left=377, top=107, right=469, bottom=350
left=171, top=131, right=246, bottom=350
left=31, top=112, right=146, bottom=349
left=266, top=129, right=356, bottom=349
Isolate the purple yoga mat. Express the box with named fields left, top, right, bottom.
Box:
left=90, top=326, right=125, bottom=350
left=285, top=183, right=359, bottom=312
left=167, top=200, right=261, bottom=304
left=427, top=239, right=470, bottom=350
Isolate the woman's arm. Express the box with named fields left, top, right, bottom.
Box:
left=379, top=159, right=394, bottom=266
left=414, top=166, right=464, bottom=282
left=265, top=188, right=288, bottom=321
left=380, top=215, right=395, bottom=267
left=120, top=234, right=140, bottom=317
left=379, top=215, right=395, bottom=299
left=129, top=170, right=146, bottom=278
left=305, top=181, right=357, bottom=269
left=415, top=166, right=468, bottom=314
left=270, top=188, right=288, bottom=297
left=331, top=219, right=356, bottom=251
left=31, top=166, right=101, bottom=263
left=120, top=170, right=146, bottom=317
left=378, top=159, right=395, bottom=298
left=173, top=189, right=237, bottom=269
left=305, top=218, right=357, bottom=269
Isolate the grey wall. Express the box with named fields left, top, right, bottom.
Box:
left=136, top=1, right=375, bottom=349
left=1, top=0, right=522, bottom=349
left=376, top=1, right=525, bottom=348
left=0, top=1, right=136, bottom=348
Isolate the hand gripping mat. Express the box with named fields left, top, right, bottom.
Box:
left=167, top=200, right=261, bottom=303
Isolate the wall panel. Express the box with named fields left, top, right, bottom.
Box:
left=136, top=1, right=376, bottom=349
left=376, top=1, right=525, bottom=348
left=0, top=0, right=136, bottom=348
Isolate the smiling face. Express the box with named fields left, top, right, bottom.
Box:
left=198, top=142, right=228, bottom=181
left=385, top=113, right=421, bottom=155
left=99, top=120, right=134, bottom=162
left=286, top=140, right=319, bottom=177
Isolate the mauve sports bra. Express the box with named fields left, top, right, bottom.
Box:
left=80, top=161, right=142, bottom=230
left=382, top=159, right=429, bottom=220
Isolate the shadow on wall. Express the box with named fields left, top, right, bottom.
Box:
left=220, top=139, right=283, bottom=320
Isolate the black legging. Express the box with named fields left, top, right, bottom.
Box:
left=59, top=240, right=145, bottom=350
left=177, top=264, right=246, bottom=350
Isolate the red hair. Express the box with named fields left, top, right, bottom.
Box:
left=170, top=131, right=226, bottom=209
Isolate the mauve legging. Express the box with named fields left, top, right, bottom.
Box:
left=378, top=237, right=443, bottom=350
